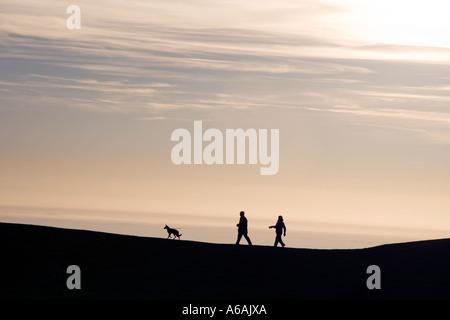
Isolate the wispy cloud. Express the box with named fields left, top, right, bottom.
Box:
left=305, top=105, right=450, bottom=123
left=134, top=116, right=167, bottom=121
left=2, top=0, right=450, bottom=121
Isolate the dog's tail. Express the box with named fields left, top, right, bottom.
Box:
left=179, top=234, right=182, bottom=238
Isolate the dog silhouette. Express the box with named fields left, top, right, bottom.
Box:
left=164, top=225, right=182, bottom=239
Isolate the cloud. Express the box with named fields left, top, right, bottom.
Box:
left=1, top=0, right=450, bottom=120
left=304, top=104, right=450, bottom=123
left=350, top=122, right=450, bottom=145
left=353, top=90, right=450, bottom=104
left=134, top=116, right=167, bottom=121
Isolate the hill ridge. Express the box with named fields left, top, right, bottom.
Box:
left=1, top=222, right=450, bottom=299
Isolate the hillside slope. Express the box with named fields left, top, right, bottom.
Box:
left=1, top=222, right=450, bottom=299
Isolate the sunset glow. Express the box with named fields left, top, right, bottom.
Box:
left=1, top=0, right=450, bottom=248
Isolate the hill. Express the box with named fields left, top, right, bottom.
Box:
left=1, top=222, right=450, bottom=300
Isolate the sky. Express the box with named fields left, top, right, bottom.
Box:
left=1, top=0, right=450, bottom=248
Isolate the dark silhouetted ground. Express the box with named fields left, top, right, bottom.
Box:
left=1, top=222, right=450, bottom=300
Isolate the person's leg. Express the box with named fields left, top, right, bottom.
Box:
left=244, top=232, right=252, bottom=245
left=274, top=234, right=280, bottom=247
left=236, top=232, right=243, bottom=245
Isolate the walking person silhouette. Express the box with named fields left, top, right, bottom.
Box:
left=235, top=211, right=252, bottom=245
left=269, top=215, right=286, bottom=247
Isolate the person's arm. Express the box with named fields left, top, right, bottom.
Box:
left=268, top=225, right=275, bottom=229
left=283, top=223, right=286, bottom=236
